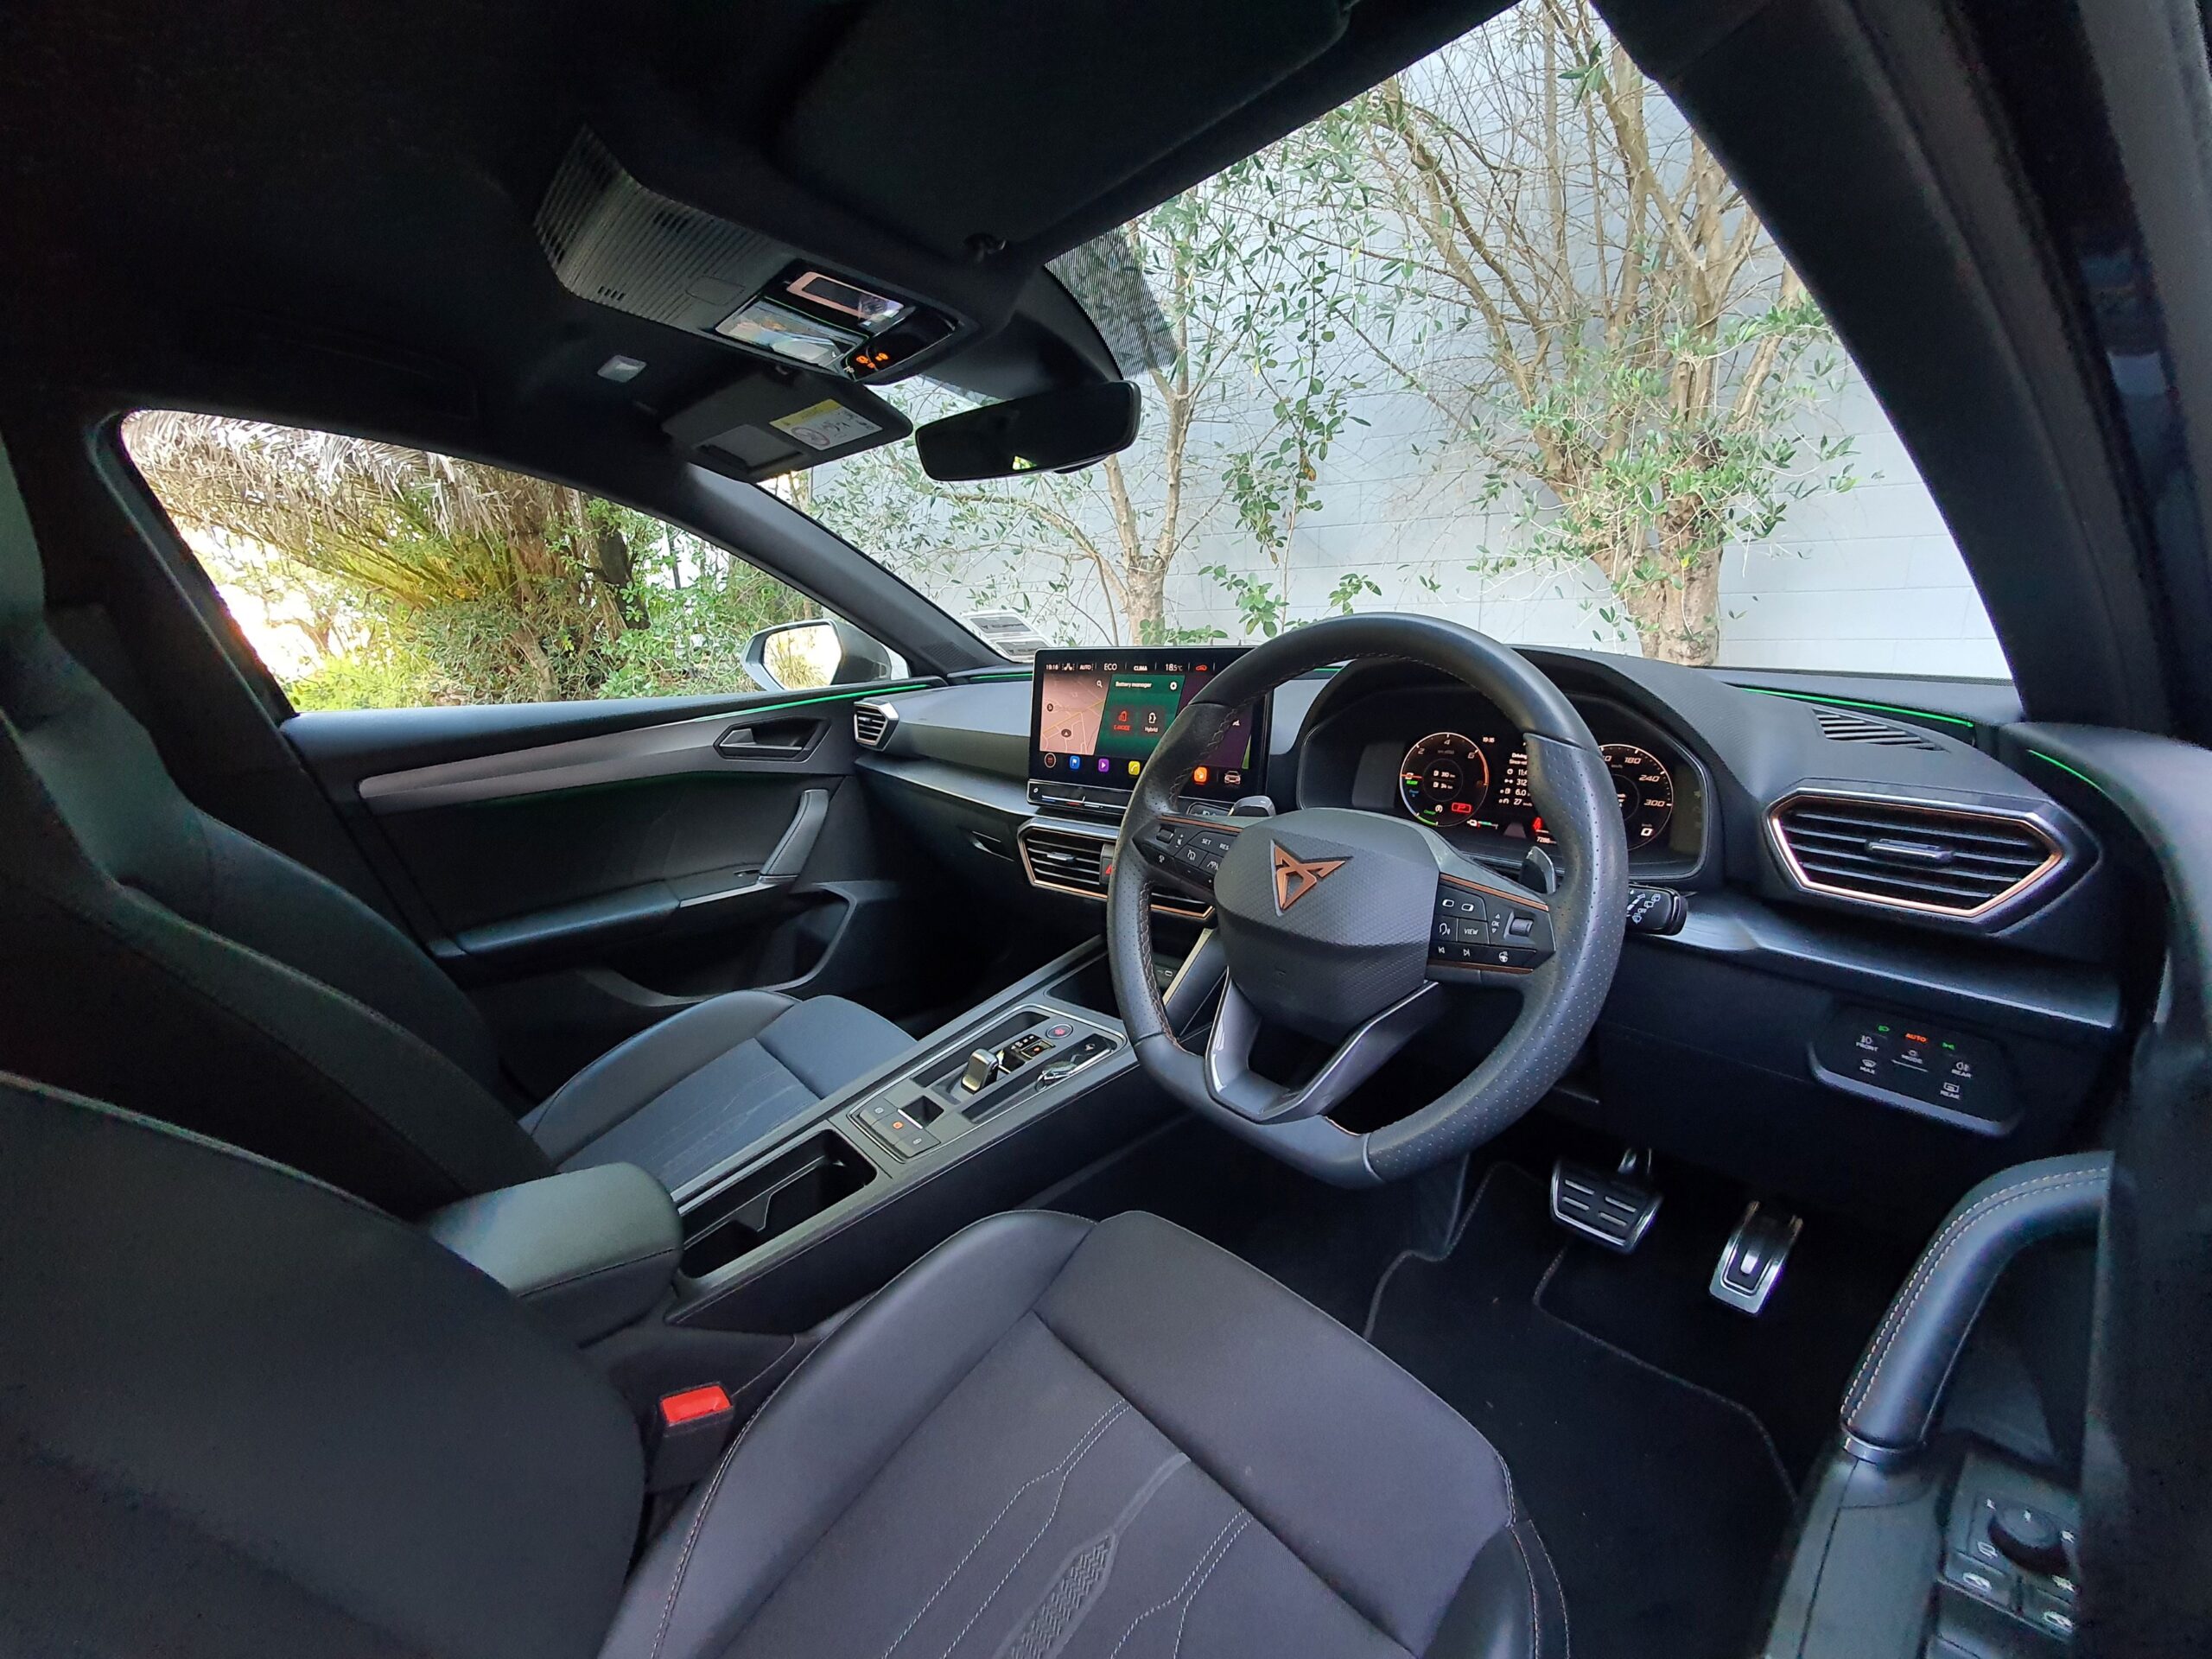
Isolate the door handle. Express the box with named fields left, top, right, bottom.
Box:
left=715, top=715, right=827, bottom=760
left=760, top=787, right=830, bottom=881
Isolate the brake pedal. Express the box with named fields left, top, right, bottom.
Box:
left=1710, top=1200, right=1802, bottom=1314
left=1549, top=1154, right=1661, bottom=1252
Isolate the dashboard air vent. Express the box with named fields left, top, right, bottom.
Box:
left=1770, top=794, right=2061, bottom=918
left=1021, top=825, right=1109, bottom=897
left=851, top=702, right=895, bottom=749
left=1813, top=708, right=1939, bottom=749
left=1019, top=823, right=1211, bottom=918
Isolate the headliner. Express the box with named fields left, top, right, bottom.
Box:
left=0, top=0, right=1502, bottom=450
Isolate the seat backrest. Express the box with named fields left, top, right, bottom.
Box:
left=0, top=434, right=551, bottom=1213
left=0, top=1071, right=640, bottom=1659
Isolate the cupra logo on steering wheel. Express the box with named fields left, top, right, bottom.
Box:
left=1271, top=842, right=1348, bottom=912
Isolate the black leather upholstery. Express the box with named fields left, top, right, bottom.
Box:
left=3, top=1072, right=1562, bottom=1659
left=0, top=1073, right=644, bottom=1659
left=1841, top=1152, right=2111, bottom=1455
left=0, top=437, right=912, bottom=1214
left=601, top=1209, right=1566, bottom=1659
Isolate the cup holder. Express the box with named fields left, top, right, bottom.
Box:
left=680, top=1131, right=877, bottom=1277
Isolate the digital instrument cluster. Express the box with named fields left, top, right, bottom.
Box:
left=1397, top=728, right=1677, bottom=848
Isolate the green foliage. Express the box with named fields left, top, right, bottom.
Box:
left=127, top=415, right=820, bottom=709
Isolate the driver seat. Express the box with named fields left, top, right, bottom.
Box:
left=0, top=1072, right=1567, bottom=1659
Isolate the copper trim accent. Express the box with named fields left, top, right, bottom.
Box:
left=1015, top=821, right=1212, bottom=921
left=1438, top=869, right=1550, bottom=912
left=1271, top=843, right=1347, bottom=912
left=1764, top=789, right=2067, bottom=921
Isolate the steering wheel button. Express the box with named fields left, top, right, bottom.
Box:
left=1507, top=915, right=1534, bottom=938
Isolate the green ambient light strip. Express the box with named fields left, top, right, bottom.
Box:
left=2027, top=750, right=2108, bottom=796
left=741, top=679, right=932, bottom=716
left=1737, top=684, right=1978, bottom=732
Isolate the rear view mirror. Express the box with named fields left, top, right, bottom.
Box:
left=914, top=382, right=1141, bottom=481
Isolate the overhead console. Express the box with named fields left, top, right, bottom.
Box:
left=537, top=130, right=962, bottom=391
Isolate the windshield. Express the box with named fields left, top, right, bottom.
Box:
left=781, top=0, right=2005, bottom=679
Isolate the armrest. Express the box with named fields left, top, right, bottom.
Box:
left=424, top=1163, right=680, bottom=1344
left=1841, top=1152, right=2110, bottom=1457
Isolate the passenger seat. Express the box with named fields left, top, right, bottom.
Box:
left=0, top=435, right=912, bottom=1215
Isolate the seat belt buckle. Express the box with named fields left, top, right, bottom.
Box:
left=648, top=1383, right=736, bottom=1492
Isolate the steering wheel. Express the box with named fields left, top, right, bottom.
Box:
left=1107, top=614, right=1629, bottom=1185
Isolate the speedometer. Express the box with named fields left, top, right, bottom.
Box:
left=1400, top=732, right=1491, bottom=827
left=1602, top=743, right=1675, bottom=845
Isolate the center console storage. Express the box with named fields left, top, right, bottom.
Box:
left=664, top=939, right=1180, bottom=1332
left=680, top=1130, right=878, bottom=1276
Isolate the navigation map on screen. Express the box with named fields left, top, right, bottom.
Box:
left=1029, top=650, right=1260, bottom=801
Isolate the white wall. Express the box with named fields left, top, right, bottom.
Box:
left=1138, top=368, right=2006, bottom=677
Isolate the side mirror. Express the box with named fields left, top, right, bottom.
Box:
left=914, top=382, right=1141, bottom=481
left=741, top=618, right=903, bottom=691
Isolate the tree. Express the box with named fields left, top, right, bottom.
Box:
left=124, top=412, right=815, bottom=706
left=804, top=165, right=1364, bottom=647
left=1274, top=0, right=1858, bottom=663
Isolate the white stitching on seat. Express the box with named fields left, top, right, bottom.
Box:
left=917, top=1402, right=1133, bottom=1659
left=1167, top=1514, right=1249, bottom=1659
left=878, top=1401, right=1128, bottom=1659
left=1510, top=1528, right=1539, bottom=1657
left=648, top=1354, right=813, bottom=1659
left=1103, top=1510, right=1248, bottom=1659
left=1843, top=1170, right=2105, bottom=1418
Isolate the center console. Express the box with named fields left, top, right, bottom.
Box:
left=654, top=934, right=1222, bottom=1334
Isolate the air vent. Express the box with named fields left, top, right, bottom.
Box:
left=1019, top=823, right=1210, bottom=918
left=1021, top=825, right=1109, bottom=897
left=1770, top=794, right=2062, bottom=918
left=851, top=702, right=895, bottom=749
left=1813, top=708, right=1940, bottom=750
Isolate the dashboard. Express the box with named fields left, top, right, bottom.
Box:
left=1293, top=679, right=1710, bottom=878
left=850, top=645, right=2126, bottom=1230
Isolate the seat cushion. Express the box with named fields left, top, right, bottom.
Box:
left=599, top=1211, right=1566, bottom=1659
left=523, top=991, right=913, bottom=1192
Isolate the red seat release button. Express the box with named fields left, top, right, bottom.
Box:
left=658, top=1384, right=733, bottom=1428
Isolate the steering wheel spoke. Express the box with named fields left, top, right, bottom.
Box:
left=1204, top=975, right=1443, bottom=1123
left=1130, top=814, right=1243, bottom=901
left=1424, top=856, right=1557, bottom=980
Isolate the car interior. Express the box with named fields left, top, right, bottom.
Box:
left=3, top=1, right=2210, bottom=1656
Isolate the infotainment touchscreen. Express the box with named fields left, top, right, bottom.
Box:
left=1029, top=648, right=1265, bottom=804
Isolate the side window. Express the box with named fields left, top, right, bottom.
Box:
left=119, top=411, right=901, bottom=709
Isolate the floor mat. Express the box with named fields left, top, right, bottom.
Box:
left=1366, top=1163, right=1796, bottom=1659
left=1533, top=1176, right=1915, bottom=1482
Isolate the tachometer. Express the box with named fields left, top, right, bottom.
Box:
left=1400, top=732, right=1491, bottom=827
left=1602, top=743, right=1675, bottom=846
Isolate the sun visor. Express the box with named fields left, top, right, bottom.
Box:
left=662, top=369, right=912, bottom=482
left=775, top=0, right=1349, bottom=260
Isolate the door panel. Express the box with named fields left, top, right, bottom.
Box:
left=284, top=683, right=938, bottom=1094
